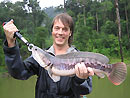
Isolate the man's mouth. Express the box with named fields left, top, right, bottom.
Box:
left=56, top=36, right=65, bottom=40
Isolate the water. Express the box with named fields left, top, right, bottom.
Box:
left=0, top=75, right=36, bottom=98
left=87, top=66, right=130, bottom=98
left=0, top=67, right=130, bottom=98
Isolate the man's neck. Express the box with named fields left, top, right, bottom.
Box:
left=53, top=44, right=69, bottom=55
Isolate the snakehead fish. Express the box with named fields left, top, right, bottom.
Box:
left=31, top=46, right=127, bottom=85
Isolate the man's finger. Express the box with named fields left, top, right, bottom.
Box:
left=87, top=67, right=94, bottom=76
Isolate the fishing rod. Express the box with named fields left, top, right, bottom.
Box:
left=2, top=22, right=34, bottom=51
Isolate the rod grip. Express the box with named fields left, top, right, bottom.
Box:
left=3, top=22, right=30, bottom=46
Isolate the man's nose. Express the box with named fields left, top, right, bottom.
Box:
left=58, top=28, right=64, bottom=34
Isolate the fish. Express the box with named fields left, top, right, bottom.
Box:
left=31, top=45, right=127, bottom=85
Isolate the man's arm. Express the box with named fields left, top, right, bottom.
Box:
left=71, top=62, right=93, bottom=96
left=72, top=76, right=92, bottom=95
left=3, top=40, right=39, bottom=80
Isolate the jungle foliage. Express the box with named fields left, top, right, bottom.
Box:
left=0, top=0, right=130, bottom=67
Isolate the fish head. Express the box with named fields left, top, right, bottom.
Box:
left=32, top=46, right=51, bottom=68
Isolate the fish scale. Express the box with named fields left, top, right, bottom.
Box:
left=52, top=56, right=111, bottom=73
left=55, top=51, right=109, bottom=64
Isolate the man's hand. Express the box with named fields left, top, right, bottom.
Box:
left=3, top=19, right=18, bottom=47
left=75, top=62, right=94, bottom=79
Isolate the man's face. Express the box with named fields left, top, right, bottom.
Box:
left=52, top=19, right=71, bottom=47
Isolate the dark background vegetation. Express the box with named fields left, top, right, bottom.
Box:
left=0, top=0, right=130, bottom=70
left=0, top=0, right=130, bottom=71
left=0, top=0, right=130, bottom=98
left=0, top=0, right=130, bottom=72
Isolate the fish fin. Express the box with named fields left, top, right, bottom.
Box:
left=93, top=69, right=105, bottom=78
left=108, top=62, right=127, bottom=85
left=95, top=72, right=105, bottom=78
left=46, top=66, right=60, bottom=82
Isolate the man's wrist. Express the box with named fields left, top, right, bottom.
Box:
left=7, top=39, right=16, bottom=47
left=73, top=76, right=86, bottom=84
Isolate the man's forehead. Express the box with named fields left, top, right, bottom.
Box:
left=54, top=19, right=69, bottom=27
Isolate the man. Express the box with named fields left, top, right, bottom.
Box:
left=3, top=13, right=94, bottom=98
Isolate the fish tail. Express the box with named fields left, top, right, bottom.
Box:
left=108, top=62, right=127, bottom=85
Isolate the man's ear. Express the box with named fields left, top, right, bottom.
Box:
left=69, top=31, right=72, bottom=36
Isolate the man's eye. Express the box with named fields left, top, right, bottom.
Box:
left=63, top=28, right=68, bottom=32
left=54, top=27, right=60, bottom=30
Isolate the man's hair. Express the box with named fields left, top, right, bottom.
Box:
left=51, top=13, right=74, bottom=46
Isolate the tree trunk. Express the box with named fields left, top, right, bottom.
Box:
left=96, top=12, right=99, bottom=32
left=125, top=2, right=129, bottom=42
left=64, top=0, right=66, bottom=12
left=83, top=6, right=86, bottom=26
left=115, top=0, right=124, bottom=62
